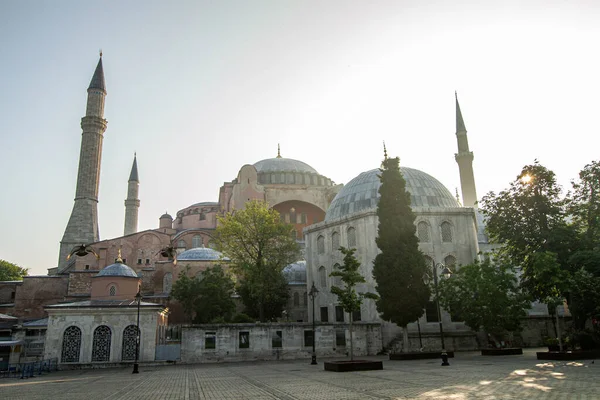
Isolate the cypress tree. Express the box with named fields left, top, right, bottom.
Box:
left=372, top=154, right=431, bottom=350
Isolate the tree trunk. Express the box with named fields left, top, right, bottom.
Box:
left=349, top=312, right=354, bottom=361
left=402, top=326, right=409, bottom=352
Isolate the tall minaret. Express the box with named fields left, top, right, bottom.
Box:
left=58, top=54, right=107, bottom=269
left=454, top=92, right=478, bottom=207
left=124, top=153, right=140, bottom=235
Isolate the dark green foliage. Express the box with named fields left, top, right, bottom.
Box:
left=437, top=256, right=531, bottom=338
left=231, top=313, right=255, bottom=323
left=372, top=156, right=431, bottom=328
left=0, top=259, right=28, bottom=281
left=237, top=266, right=290, bottom=321
left=170, top=265, right=236, bottom=324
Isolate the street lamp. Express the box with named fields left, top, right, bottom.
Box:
left=308, top=282, right=319, bottom=365
left=432, top=261, right=453, bottom=366
left=132, top=288, right=141, bottom=374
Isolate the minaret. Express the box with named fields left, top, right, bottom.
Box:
left=124, top=153, right=140, bottom=235
left=58, top=54, right=108, bottom=269
left=454, top=92, right=478, bottom=207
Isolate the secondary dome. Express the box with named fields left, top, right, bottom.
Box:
left=325, top=167, right=459, bottom=221
left=96, top=261, right=139, bottom=278
left=178, top=247, right=229, bottom=261
left=253, top=157, right=318, bottom=174
left=283, top=260, right=307, bottom=284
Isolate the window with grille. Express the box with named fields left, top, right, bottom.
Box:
left=163, top=272, right=173, bottom=294
left=192, top=235, right=202, bottom=248
left=239, top=331, right=250, bottom=348
left=177, top=240, right=186, bottom=249
left=318, top=266, right=327, bottom=287
left=426, top=301, right=440, bottom=322
left=91, top=325, right=111, bottom=362
left=331, top=232, right=340, bottom=252
left=293, top=292, right=300, bottom=306
left=441, top=222, right=453, bottom=243
left=317, top=235, right=325, bottom=254
left=444, top=255, right=457, bottom=267
left=303, top=291, right=307, bottom=306
left=205, top=332, right=216, bottom=349
left=61, top=326, right=82, bottom=363
left=272, top=330, right=283, bottom=348
left=121, top=325, right=138, bottom=361
left=335, top=306, right=345, bottom=322
left=417, top=221, right=430, bottom=242
left=320, top=306, right=329, bottom=322
left=352, top=309, right=361, bottom=322
left=304, top=330, right=314, bottom=347
left=335, top=329, right=346, bottom=347
left=347, top=227, right=356, bottom=247
left=109, top=285, right=116, bottom=296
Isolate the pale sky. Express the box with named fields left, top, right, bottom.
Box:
left=1, top=0, right=599, bottom=275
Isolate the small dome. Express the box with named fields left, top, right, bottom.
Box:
left=325, top=167, right=459, bottom=221
left=253, top=157, right=318, bottom=174
left=283, top=260, right=306, bottom=284
left=178, top=247, right=229, bottom=261
left=160, top=212, right=173, bottom=219
left=96, top=261, right=139, bottom=278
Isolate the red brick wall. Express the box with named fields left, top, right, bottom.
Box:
left=13, top=276, right=69, bottom=319
left=272, top=201, right=326, bottom=239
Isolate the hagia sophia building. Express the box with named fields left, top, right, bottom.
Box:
left=1, top=54, right=513, bottom=353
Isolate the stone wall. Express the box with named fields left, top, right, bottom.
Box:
left=13, top=276, right=69, bottom=319
left=0, top=282, right=20, bottom=305
left=67, top=271, right=95, bottom=296
left=181, top=322, right=382, bottom=363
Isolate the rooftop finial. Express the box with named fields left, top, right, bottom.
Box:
left=383, top=141, right=388, bottom=160
left=277, top=143, right=282, bottom=158
left=99, top=48, right=103, bottom=58
left=116, top=248, right=123, bottom=263
left=455, top=90, right=457, bottom=99
left=455, top=187, right=462, bottom=206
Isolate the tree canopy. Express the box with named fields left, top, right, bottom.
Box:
left=213, top=200, right=300, bottom=321
left=372, top=156, right=431, bottom=329
left=330, top=246, right=378, bottom=360
left=0, top=259, right=28, bottom=281
left=170, top=265, right=236, bottom=323
left=437, top=256, right=530, bottom=340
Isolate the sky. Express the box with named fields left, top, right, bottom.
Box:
left=1, top=0, right=599, bottom=276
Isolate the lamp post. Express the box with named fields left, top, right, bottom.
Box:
left=432, top=261, right=453, bottom=366
left=308, top=282, right=319, bottom=365
left=132, top=289, right=141, bottom=374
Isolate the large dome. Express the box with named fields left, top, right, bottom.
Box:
left=253, top=157, right=318, bottom=174
left=325, top=167, right=459, bottom=221
left=95, top=261, right=139, bottom=278
left=178, top=247, right=229, bottom=261
left=283, top=260, right=306, bottom=284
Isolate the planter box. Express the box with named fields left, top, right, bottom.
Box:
left=536, top=350, right=600, bottom=361
left=324, top=360, right=383, bottom=372
left=389, top=351, right=455, bottom=360
left=481, top=348, right=523, bottom=356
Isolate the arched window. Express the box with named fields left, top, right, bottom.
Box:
left=444, top=255, right=457, bottom=267
left=317, top=236, right=325, bottom=255
left=423, top=256, right=434, bottom=283
left=417, top=221, right=430, bottom=243
left=163, top=272, right=173, bottom=294
left=91, top=325, right=111, bottom=362
left=61, top=326, right=82, bottom=363
left=293, top=292, right=300, bottom=307
left=441, top=222, right=453, bottom=243
left=177, top=240, right=186, bottom=249
left=303, top=291, right=308, bottom=306
left=192, top=235, right=203, bottom=248
left=318, top=266, right=327, bottom=287
left=290, top=207, right=297, bottom=224
left=347, top=227, right=356, bottom=248
left=122, top=325, right=139, bottom=361
left=109, top=285, right=116, bottom=297
left=332, top=263, right=342, bottom=288
left=331, top=232, right=340, bottom=252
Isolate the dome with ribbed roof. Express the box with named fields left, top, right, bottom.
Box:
left=254, top=158, right=318, bottom=174
left=283, top=260, right=306, bottom=284
left=325, top=167, right=459, bottom=221
left=95, top=261, right=138, bottom=278
left=178, top=247, right=229, bottom=261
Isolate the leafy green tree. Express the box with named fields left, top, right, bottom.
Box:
left=213, top=200, right=300, bottom=321
left=437, top=256, right=531, bottom=345
left=330, top=247, right=378, bottom=361
left=568, top=160, right=600, bottom=247
left=237, top=265, right=290, bottom=321
left=171, top=265, right=236, bottom=323
left=0, top=259, right=28, bottom=281
left=372, top=156, right=431, bottom=350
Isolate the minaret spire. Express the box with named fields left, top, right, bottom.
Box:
left=383, top=141, right=388, bottom=160
left=124, top=153, right=141, bottom=235
left=277, top=143, right=282, bottom=158
left=58, top=55, right=108, bottom=270
left=454, top=92, right=478, bottom=207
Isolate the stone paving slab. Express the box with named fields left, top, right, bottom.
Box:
left=0, top=349, right=597, bottom=399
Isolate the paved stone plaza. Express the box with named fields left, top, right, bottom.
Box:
left=1, top=349, right=597, bottom=399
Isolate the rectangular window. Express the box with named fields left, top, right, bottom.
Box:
left=239, top=331, right=250, bottom=348
left=205, top=332, right=216, bottom=349
left=320, top=306, right=329, bottom=322
left=335, top=329, right=346, bottom=347
left=426, top=301, right=440, bottom=322
left=301, top=213, right=307, bottom=224
left=272, top=330, right=282, bottom=348
left=304, top=330, right=314, bottom=347
left=137, top=258, right=142, bottom=264
left=11, top=292, right=15, bottom=300
left=85, top=265, right=90, bottom=270
left=352, top=309, right=361, bottom=322
left=145, top=259, right=150, bottom=265
left=335, top=306, right=344, bottom=322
